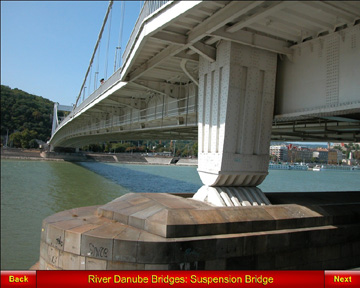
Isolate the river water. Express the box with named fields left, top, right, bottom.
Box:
left=1, top=159, right=360, bottom=270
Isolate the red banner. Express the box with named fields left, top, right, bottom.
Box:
left=325, top=271, right=359, bottom=288
left=1, top=271, right=36, bottom=288
left=1, top=270, right=359, bottom=288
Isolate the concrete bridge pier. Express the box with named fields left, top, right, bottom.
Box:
left=197, top=41, right=277, bottom=187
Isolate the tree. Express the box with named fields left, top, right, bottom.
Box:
left=8, top=129, right=38, bottom=148
left=20, top=129, right=38, bottom=148
left=1, top=85, right=53, bottom=147
left=32, top=110, right=42, bottom=120
left=191, top=142, right=198, bottom=157
left=29, top=139, right=39, bottom=149
left=9, top=131, right=22, bottom=148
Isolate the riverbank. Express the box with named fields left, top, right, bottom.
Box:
left=1, top=148, right=198, bottom=166
left=1, top=148, right=51, bottom=160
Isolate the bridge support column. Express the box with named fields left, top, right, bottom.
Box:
left=197, top=41, right=277, bottom=187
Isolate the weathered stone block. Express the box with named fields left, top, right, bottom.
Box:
left=80, top=223, right=123, bottom=261
left=44, top=261, right=63, bottom=270
left=289, top=229, right=310, bottom=249
left=352, top=241, right=360, bottom=256
left=107, top=261, right=145, bottom=270
left=39, top=256, right=46, bottom=270
left=266, top=231, right=290, bottom=252
left=47, top=245, right=60, bottom=268
left=39, top=241, right=48, bottom=261
left=137, top=241, right=173, bottom=264
left=164, top=209, right=197, bottom=237
left=128, top=195, right=152, bottom=206
left=113, top=227, right=141, bottom=262
left=112, top=201, right=155, bottom=225
left=204, top=259, right=226, bottom=270
left=255, top=254, right=275, bottom=270
left=59, top=250, right=81, bottom=270
left=226, top=255, right=256, bottom=270
left=97, top=200, right=133, bottom=219
left=128, top=204, right=164, bottom=231
left=308, top=226, right=334, bottom=246
left=79, top=256, right=86, bottom=270
left=85, top=257, right=107, bottom=269
left=136, top=231, right=171, bottom=263
left=275, top=249, right=306, bottom=268
left=275, top=218, right=296, bottom=230
left=145, top=263, right=170, bottom=270
left=64, top=223, right=100, bottom=255
left=254, top=232, right=268, bottom=255
left=242, top=234, right=257, bottom=257
left=251, top=219, right=276, bottom=232
left=196, top=222, right=227, bottom=237
left=46, top=223, right=65, bottom=251
left=113, top=240, right=138, bottom=263
left=216, top=236, right=244, bottom=259
left=173, top=239, right=217, bottom=263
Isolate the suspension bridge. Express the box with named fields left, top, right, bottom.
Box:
left=49, top=0, right=360, bottom=186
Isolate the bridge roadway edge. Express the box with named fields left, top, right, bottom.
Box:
left=33, top=191, right=360, bottom=270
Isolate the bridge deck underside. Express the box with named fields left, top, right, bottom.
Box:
left=53, top=116, right=359, bottom=148
left=51, top=1, right=360, bottom=147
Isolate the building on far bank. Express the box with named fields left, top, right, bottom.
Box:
left=269, top=145, right=288, bottom=162
left=269, top=143, right=360, bottom=165
left=328, top=149, right=343, bottom=164
left=312, top=149, right=328, bottom=163
left=354, top=151, right=360, bottom=161
left=287, top=147, right=313, bottom=163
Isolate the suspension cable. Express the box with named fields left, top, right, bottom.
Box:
left=88, top=64, right=92, bottom=98
left=74, top=0, right=114, bottom=109
left=94, top=41, right=101, bottom=91
left=104, top=7, right=112, bottom=79
left=114, top=1, right=125, bottom=71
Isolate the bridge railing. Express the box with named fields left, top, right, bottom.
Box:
left=75, top=72, right=122, bottom=115
left=55, top=82, right=197, bottom=137
left=61, top=95, right=197, bottom=138
left=122, top=0, right=171, bottom=68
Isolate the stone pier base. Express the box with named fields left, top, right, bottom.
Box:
left=37, top=192, right=360, bottom=270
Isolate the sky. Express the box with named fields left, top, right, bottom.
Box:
left=1, top=0, right=142, bottom=105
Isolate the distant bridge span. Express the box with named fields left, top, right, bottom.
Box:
left=50, top=1, right=360, bottom=186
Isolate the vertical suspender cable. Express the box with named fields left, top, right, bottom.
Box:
left=94, top=43, right=101, bottom=90
left=74, top=0, right=114, bottom=109
left=104, top=7, right=112, bottom=79
left=88, top=64, right=92, bottom=98
left=119, top=1, right=125, bottom=68
left=114, top=1, right=125, bottom=71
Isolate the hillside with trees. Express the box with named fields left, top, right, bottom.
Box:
left=1, top=85, right=54, bottom=148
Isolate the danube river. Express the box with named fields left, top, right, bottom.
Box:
left=1, top=159, right=360, bottom=270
